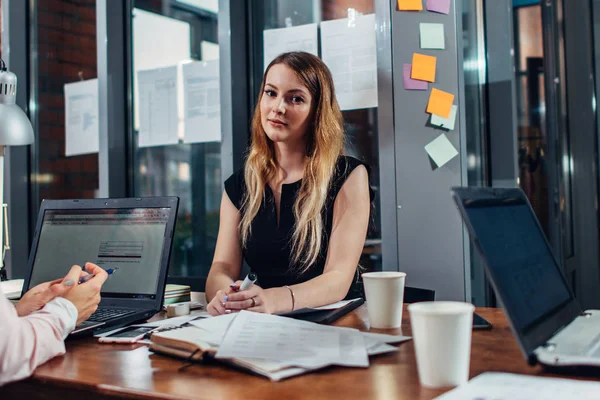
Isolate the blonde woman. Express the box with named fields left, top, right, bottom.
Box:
left=206, top=52, right=372, bottom=315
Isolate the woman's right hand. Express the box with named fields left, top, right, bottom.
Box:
left=206, top=281, right=242, bottom=316
left=61, top=263, right=108, bottom=325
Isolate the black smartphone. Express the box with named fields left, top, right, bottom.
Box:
left=473, top=313, right=493, bottom=330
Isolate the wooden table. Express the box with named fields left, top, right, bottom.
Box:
left=3, top=301, right=594, bottom=399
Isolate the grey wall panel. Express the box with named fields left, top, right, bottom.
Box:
left=391, top=1, right=466, bottom=300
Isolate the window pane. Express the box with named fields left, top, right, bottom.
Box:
left=32, top=0, right=99, bottom=207
left=131, top=1, right=220, bottom=279
left=251, top=0, right=382, bottom=272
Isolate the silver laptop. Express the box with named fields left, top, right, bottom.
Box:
left=453, top=187, right=600, bottom=368
left=24, top=197, right=179, bottom=335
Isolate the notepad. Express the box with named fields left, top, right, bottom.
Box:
left=149, top=311, right=411, bottom=381
left=398, top=0, right=423, bottom=11
left=427, top=88, right=454, bottom=118
left=411, top=53, right=437, bottom=82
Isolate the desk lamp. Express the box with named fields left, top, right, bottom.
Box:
left=0, top=59, right=34, bottom=281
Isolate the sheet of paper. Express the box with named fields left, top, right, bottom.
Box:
left=215, top=311, right=368, bottom=368
left=188, top=313, right=238, bottom=345
left=182, top=60, right=221, bottom=143
left=427, top=0, right=451, bottom=14
left=398, top=0, right=423, bottom=11
left=134, top=314, right=203, bottom=328
left=420, top=23, right=445, bottom=49
left=431, top=104, right=458, bottom=130
left=411, top=53, right=437, bottom=82
left=427, top=88, right=454, bottom=118
left=321, top=14, right=378, bottom=110
left=137, top=66, right=180, bottom=148
left=403, top=64, right=428, bottom=90
left=0, top=279, right=23, bottom=299
left=64, top=79, right=99, bottom=157
left=263, top=23, right=318, bottom=70
left=425, top=134, right=458, bottom=168
left=434, top=372, right=600, bottom=400
left=367, top=343, right=398, bottom=356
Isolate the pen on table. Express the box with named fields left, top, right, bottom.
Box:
left=238, top=272, right=257, bottom=291
left=79, top=268, right=114, bottom=284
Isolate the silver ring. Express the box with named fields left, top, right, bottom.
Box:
left=251, top=297, right=256, bottom=307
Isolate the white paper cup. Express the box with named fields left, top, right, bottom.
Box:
left=362, top=271, right=406, bottom=329
left=408, top=301, right=475, bottom=388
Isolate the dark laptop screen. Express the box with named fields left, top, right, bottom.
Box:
left=28, top=208, right=170, bottom=298
left=464, top=201, right=572, bottom=332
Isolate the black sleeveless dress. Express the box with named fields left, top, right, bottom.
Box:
left=224, top=155, right=374, bottom=299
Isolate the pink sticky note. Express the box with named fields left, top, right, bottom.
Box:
left=403, top=64, right=428, bottom=90
left=427, top=0, right=451, bottom=14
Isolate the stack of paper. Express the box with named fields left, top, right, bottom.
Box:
left=152, top=310, right=411, bottom=381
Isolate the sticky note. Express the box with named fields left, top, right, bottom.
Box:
left=427, top=0, right=451, bottom=14
left=420, top=23, right=445, bottom=50
left=431, top=105, right=458, bottom=130
left=425, top=134, right=458, bottom=168
left=411, top=53, right=437, bottom=82
left=427, top=88, right=454, bottom=118
left=403, top=64, right=428, bottom=90
left=398, top=0, right=423, bottom=11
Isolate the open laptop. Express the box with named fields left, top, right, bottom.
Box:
left=452, top=187, right=600, bottom=369
left=23, top=197, right=179, bottom=335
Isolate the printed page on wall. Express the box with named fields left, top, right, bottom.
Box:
left=263, top=23, right=319, bottom=70
left=182, top=60, right=221, bottom=143
left=320, top=14, right=378, bottom=111
left=137, top=66, right=180, bottom=148
left=64, top=78, right=99, bottom=157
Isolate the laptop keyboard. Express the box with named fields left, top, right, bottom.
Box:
left=88, top=308, right=136, bottom=322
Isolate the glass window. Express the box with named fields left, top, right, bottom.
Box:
left=250, top=0, right=382, bottom=272
left=30, top=0, right=99, bottom=209
left=130, top=1, right=220, bottom=283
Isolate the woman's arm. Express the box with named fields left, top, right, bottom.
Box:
left=225, top=165, right=371, bottom=314
left=205, top=191, right=243, bottom=307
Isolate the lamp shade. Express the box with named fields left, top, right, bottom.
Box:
left=0, top=67, right=34, bottom=146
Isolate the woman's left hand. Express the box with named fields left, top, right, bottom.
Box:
left=223, top=285, right=273, bottom=314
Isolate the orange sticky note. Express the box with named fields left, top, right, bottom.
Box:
left=427, top=88, right=454, bottom=118
left=398, top=0, right=423, bottom=10
left=411, top=53, right=436, bottom=82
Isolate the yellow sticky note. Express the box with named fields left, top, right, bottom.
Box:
left=398, top=0, right=423, bottom=11
left=427, top=88, right=454, bottom=118
left=411, top=53, right=437, bottom=83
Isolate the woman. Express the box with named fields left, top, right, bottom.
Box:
left=206, top=51, right=372, bottom=315
left=0, top=263, right=107, bottom=385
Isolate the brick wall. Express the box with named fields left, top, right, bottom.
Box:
left=36, top=0, right=98, bottom=202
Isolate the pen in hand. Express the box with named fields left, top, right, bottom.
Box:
left=238, top=272, right=257, bottom=291
left=79, top=266, right=114, bottom=284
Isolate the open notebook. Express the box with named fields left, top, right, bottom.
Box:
left=149, top=311, right=411, bottom=381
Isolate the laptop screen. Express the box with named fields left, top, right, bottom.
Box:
left=463, top=200, right=572, bottom=332
left=28, top=208, right=170, bottom=299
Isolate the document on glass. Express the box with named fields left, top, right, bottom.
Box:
left=64, top=79, right=99, bottom=157
left=215, top=311, right=368, bottom=368
left=263, top=23, right=318, bottom=70
left=137, top=66, right=179, bottom=148
left=182, top=60, right=221, bottom=144
left=434, top=372, right=600, bottom=400
left=320, top=14, right=378, bottom=111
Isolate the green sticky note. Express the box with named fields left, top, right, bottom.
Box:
left=420, top=23, right=445, bottom=50
left=425, top=134, right=458, bottom=167
left=431, top=105, right=458, bottom=130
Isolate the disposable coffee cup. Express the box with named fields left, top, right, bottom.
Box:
left=362, top=271, right=406, bottom=329
left=408, top=301, right=475, bottom=388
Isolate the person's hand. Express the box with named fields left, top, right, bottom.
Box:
left=206, top=281, right=242, bottom=316
left=223, top=285, right=273, bottom=314
left=61, top=263, right=108, bottom=325
left=15, top=266, right=86, bottom=317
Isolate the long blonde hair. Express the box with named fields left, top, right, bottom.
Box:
left=240, top=52, right=344, bottom=273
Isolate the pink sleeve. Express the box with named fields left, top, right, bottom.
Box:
left=0, top=286, right=77, bottom=386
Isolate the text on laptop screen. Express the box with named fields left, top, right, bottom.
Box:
left=464, top=202, right=572, bottom=332
left=29, top=208, right=170, bottom=296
